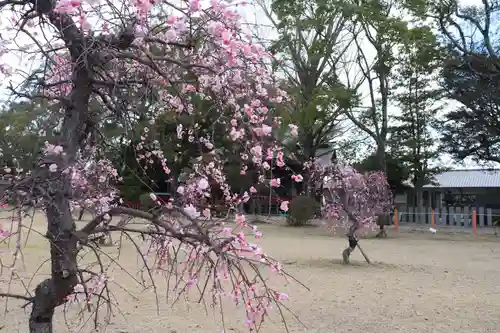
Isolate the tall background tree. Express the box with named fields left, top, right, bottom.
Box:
left=411, top=0, right=500, bottom=165
left=257, top=0, right=357, bottom=161
left=439, top=56, right=500, bottom=164
left=355, top=152, right=410, bottom=195
left=388, top=25, right=446, bottom=204
left=0, top=99, right=58, bottom=172
left=343, top=0, right=408, bottom=173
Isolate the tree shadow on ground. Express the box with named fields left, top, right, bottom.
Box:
left=285, top=258, right=396, bottom=269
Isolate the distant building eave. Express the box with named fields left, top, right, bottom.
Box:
left=422, top=169, right=500, bottom=189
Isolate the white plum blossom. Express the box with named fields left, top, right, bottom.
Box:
left=288, top=124, right=298, bottom=137
left=198, top=178, right=209, bottom=190
left=184, top=204, right=200, bottom=219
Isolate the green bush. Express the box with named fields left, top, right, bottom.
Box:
left=118, top=184, right=143, bottom=202
left=139, top=193, right=155, bottom=210
left=286, top=196, right=318, bottom=227
left=492, top=216, right=500, bottom=226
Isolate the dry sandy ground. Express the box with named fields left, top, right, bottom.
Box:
left=1, top=213, right=500, bottom=333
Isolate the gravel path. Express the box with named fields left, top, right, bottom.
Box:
left=1, top=217, right=499, bottom=333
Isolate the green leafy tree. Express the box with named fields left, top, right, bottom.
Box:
left=0, top=99, right=58, bottom=172
left=342, top=1, right=441, bottom=234
left=389, top=26, right=446, bottom=200
left=258, top=0, right=357, bottom=160
left=344, top=0, right=437, bottom=173
left=407, top=0, right=500, bottom=164
left=355, top=153, right=410, bottom=195
left=343, top=0, right=405, bottom=172
left=438, top=55, right=500, bottom=164
left=113, top=97, right=238, bottom=201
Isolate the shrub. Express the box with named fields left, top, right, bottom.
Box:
left=139, top=193, right=155, bottom=210
left=286, top=196, right=318, bottom=227
left=492, top=216, right=500, bottom=226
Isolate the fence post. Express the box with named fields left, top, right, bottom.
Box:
left=394, top=207, right=399, bottom=232
left=479, top=207, right=485, bottom=227
left=420, top=206, right=425, bottom=223
left=448, top=207, right=455, bottom=225
left=472, top=209, right=477, bottom=234
left=456, top=206, right=463, bottom=226
left=463, top=206, right=469, bottom=227
left=431, top=208, right=435, bottom=228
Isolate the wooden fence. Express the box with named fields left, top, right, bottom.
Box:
left=124, top=195, right=293, bottom=216
left=394, top=206, right=499, bottom=229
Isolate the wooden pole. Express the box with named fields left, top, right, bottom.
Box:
left=353, top=235, right=371, bottom=264
left=472, top=209, right=477, bottom=234
left=268, top=169, right=272, bottom=217
left=394, top=207, right=399, bottom=232
left=357, top=242, right=371, bottom=264
left=431, top=208, right=436, bottom=228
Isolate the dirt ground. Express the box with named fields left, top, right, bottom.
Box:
left=1, top=213, right=500, bottom=333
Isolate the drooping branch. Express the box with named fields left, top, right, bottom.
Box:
left=78, top=206, right=211, bottom=246
left=0, top=1, right=304, bottom=332
left=0, top=292, right=34, bottom=302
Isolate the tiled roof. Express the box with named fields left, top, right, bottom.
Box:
left=316, top=148, right=334, bottom=168
left=423, top=169, right=500, bottom=188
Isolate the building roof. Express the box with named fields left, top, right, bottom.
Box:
left=316, top=148, right=334, bottom=168
left=423, top=169, right=500, bottom=188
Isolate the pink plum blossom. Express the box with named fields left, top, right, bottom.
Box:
left=0, top=0, right=299, bottom=330
left=197, top=178, right=209, bottom=190
left=270, top=178, right=281, bottom=187
left=280, top=201, right=289, bottom=212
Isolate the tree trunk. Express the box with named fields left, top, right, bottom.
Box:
left=29, top=67, right=91, bottom=333
left=30, top=193, right=79, bottom=333
left=415, top=187, right=423, bottom=224
left=375, top=215, right=389, bottom=238
left=78, top=208, right=85, bottom=221
left=375, top=144, right=388, bottom=237
left=342, top=234, right=358, bottom=264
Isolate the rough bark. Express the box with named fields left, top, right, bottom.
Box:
left=78, top=208, right=85, bottom=221
left=342, top=234, right=358, bottom=264
left=374, top=142, right=389, bottom=238
left=375, top=215, right=389, bottom=238
left=20, top=0, right=139, bottom=329
left=29, top=65, right=92, bottom=333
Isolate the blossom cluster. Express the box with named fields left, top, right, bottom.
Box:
left=313, top=163, right=392, bottom=233
left=0, top=0, right=303, bottom=330
left=141, top=212, right=289, bottom=328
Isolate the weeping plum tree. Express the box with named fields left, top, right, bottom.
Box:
left=320, top=165, right=392, bottom=264
left=0, top=0, right=307, bottom=332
